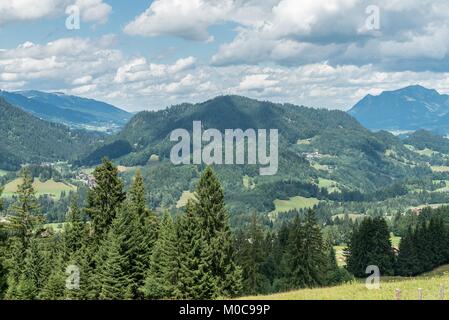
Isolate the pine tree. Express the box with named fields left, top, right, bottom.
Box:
left=237, top=214, right=269, bottom=295
left=12, top=238, right=46, bottom=299
left=127, top=170, right=158, bottom=297
left=415, top=221, right=433, bottom=273
left=175, top=201, right=217, bottom=299
left=85, top=159, right=126, bottom=240
left=4, top=238, right=26, bottom=299
left=190, top=167, right=242, bottom=297
left=63, top=196, right=86, bottom=259
left=141, top=211, right=178, bottom=299
left=281, top=212, right=326, bottom=289
left=396, top=227, right=420, bottom=276
left=346, top=217, right=395, bottom=277
left=39, top=253, right=66, bottom=300
left=8, top=169, right=43, bottom=248
left=97, top=227, right=132, bottom=300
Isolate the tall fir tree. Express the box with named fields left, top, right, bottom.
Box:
left=127, top=170, right=158, bottom=297
left=175, top=201, right=217, bottom=299
left=14, top=238, right=46, bottom=299
left=396, top=227, right=420, bottom=276
left=237, top=214, right=269, bottom=295
left=97, top=226, right=132, bottom=300
left=282, top=212, right=326, bottom=289
left=346, top=217, right=395, bottom=277
left=63, top=196, right=86, bottom=259
left=141, top=211, right=178, bottom=299
left=85, top=158, right=126, bottom=241
left=8, top=169, right=43, bottom=248
left=191, top=167, right=242, bottom=297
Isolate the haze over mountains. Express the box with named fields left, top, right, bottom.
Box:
left=0, top=90, right=131, bottom=132
left=349, top=85, right=449, bottom=134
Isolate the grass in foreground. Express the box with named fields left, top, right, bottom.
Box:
left=240, top=274, right=449, bottom=300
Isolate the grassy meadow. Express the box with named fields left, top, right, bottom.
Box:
left=2, top=178, right=76, bottom=199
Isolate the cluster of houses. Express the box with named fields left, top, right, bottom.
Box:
left=303, top=151, right=324, bottom=160
left=75, top=172, right=96, bottom=188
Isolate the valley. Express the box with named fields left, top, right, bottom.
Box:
left=3, top=88, right=449, bottom=300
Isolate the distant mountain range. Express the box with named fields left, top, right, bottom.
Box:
left=0, top=90, right=131, bottom=132
left=1, top=92, right=447, bottom=217
left=349, top=85, right=449, bottom=134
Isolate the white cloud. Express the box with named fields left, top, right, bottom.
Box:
left=239, top=74, right=278, bottom=91
left=74, top=0, right=112, bottom=24
left=0, top=0, right=111, bottom=26
left=124, top=0, right=234, bottom=41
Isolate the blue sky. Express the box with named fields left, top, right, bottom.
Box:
left=1, top=0, right=449, bottom=111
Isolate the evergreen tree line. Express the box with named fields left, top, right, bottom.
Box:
left=346, top=216, right=449, bottom=278
left=0, top=160, right=353, bottom=300
left=234, top=212, right=352, bottom=295
left=0, top=161, right=241, bottom=299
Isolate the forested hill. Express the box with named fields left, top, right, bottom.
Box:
left=0, top=98, right=98, bottom=170
left=79, top=95, right=430, bottom=218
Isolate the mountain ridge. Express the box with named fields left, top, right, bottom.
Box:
left=349, top=85, right=449, bottom=133
left=0, top=90, right=131, bottom=132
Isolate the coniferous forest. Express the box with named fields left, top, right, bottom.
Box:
left=3, top=159, right=449, bottom=300
left=0, top=160, right=351, bottom=300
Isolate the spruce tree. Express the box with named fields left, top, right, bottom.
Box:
left=175, top=201, right=217, bottom=299
left=237, top=214, right=269, bottom=295
left=141, top=211, right=178, bottom=299
left=39, top=253, right=66, bottom=300
left=85, top=158, right=126, bottom=240
left=346, top=217, right=395, bottom=277
left=127, top=171, right=158, bottom=297
left=13, top=238, right=46, bottom=299
left=8, top=169, right=43, bottom=248
left=281, top=212, right=326, bottom=289
left=191, top=167, right=242, bottom=297
left=97, top=230, right=132, bottom=300
left=396, top=227, right=420, bottom=276
left=63, top=196, right=86, bottom=258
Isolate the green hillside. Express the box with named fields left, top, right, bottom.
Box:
left=86, top=95, right=444, bottom=223
left=0, top=98, right=98, bottom=170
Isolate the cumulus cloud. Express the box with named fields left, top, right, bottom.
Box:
left=74, top=0, right=112, bottom=24
left=0, top=36, right=122, bottom=93
left=124, top=0, right=234, bottom=41
left=0, top=0, right=111, bottom=26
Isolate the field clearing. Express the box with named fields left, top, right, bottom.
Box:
left=311, top=163, right=332, bottom=172
left=297, top=139, right=312, bottom=145
left=0, top=169, right=11, bottom=177
left=117, top=165, right=141, bottom=173
left=318, top=178, right=340, bottom=193
left=431, top=166, right=449, bottom=173
left=240, top=273, right=449, bottom=300
left=242, top=175, right=255, bottom=190
left=44, top=222, right=67, bottom=233
left=433, top=180, right=449, bottom=192
left=176, top=191, right=196, bottom=208
left=2, top=178, right=76, bottom=199
left=273, top=196, right=320, bottom=214
left=331, top=213, right=366, bottom=221
left=415, top=148, right=435, bottom=156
